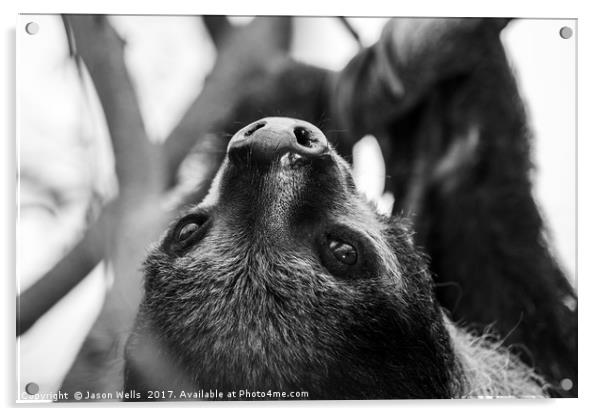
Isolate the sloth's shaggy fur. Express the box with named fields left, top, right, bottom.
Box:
left=448, top=323, right=547, bottom=398
left=125, top=119, right=547, bottom=400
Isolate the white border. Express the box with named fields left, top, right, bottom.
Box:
left=2, top=1, right=601, bottom=415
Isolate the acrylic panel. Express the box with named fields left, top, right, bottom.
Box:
left=16, top=14, right=577, bottom=402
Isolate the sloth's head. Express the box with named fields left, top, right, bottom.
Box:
left=125, top=118, right=542, bottom=399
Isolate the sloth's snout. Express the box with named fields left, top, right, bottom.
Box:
left=227, top=117, right=329, bottom=166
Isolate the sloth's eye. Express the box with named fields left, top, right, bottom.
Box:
left=178, top=222, right=200, bottom=242
left=319, top=231, right=365, bottom=277
left=328, top=238, right=357, bottom=265
left=169, top=214, right=210, bottom=254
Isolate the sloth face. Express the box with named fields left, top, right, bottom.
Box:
left=129, top=118, right=459, bottom=399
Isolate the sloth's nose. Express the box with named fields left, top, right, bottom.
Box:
left=227, top=117, right=329, bottom=166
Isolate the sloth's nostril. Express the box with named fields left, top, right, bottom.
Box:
left=244, top=121, right=266, bottom=137
left=294, top=127, right=314, bottom=148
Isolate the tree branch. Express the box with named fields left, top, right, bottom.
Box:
left=201, top=15, right=232, bottom=48
left=17, top=206, right=110, bottom=336
left=337, top=17, right=362, bottom=48
left=162, top=16, right=293, bottom=188
left=66, top=14, right=162, bottom=197
left=332, top=18, right=511, bottom=139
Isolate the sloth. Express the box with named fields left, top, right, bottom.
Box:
left=123, top=117, right=547, bottom=400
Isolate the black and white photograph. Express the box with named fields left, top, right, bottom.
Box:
left=15, top=13, right=577, bottom=402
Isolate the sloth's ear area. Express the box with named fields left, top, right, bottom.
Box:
left=382, top=217, right=424, bottom=266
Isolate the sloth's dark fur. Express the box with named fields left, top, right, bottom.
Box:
left=124, top=124, right=546, bottom=399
